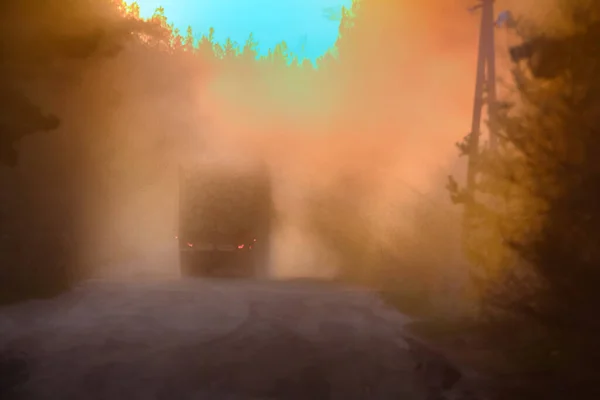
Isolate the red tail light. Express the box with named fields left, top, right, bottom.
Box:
left=238, top=244, right=245, bottom=249
left=187, top=242, right=193, bottom=247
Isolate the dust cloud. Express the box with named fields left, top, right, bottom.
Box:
left=1, top=0, right=545, bottom=298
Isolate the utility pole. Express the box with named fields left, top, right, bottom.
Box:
left=466, top=0, right=498, bottom=199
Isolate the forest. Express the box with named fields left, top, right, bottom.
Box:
left=1, top=0, right=600, bottom=397
left=0, top=0, right=471, bottom=299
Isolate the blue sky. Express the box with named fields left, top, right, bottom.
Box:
left=132, top=0, right=352, bottom=61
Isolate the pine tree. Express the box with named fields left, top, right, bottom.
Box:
left=271, top=41, right=289, bottom=66
left=171, top=27, right=183, bottom=51
left=242, top=32, right=259, bottom=61
left=150, top=6, right=168, bottom=28
left=213, top=42, right=224, bottom=59
left=197, top=29, right=215, bottom=59
left=184, top=26, right=194, bottom=52
left=127, top=1, right=141, bottom=19
left=222, top=37, right=238, bottom=59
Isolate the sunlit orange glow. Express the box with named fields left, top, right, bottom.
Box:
left=17, top=0, right=545, bottom=282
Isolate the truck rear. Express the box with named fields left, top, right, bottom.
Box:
left=178, top=163, right=272, bottom=278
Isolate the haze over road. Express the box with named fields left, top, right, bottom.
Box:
left=0, top=278, right=458, bottom=399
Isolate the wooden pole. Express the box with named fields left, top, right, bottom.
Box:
left=466, top=0, right=497, bottom=199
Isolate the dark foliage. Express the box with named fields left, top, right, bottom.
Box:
left=0, top=0, right=150, bottom=304
left=449, top=0, right=600, bottom=392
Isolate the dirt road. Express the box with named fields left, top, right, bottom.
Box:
left=0, top=279, right=459, bottom=399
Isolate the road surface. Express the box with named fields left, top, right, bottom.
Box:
left=0, top=278, right=461, bottom=399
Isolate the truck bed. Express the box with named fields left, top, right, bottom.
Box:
left=178, top=164, right=272, bottom=278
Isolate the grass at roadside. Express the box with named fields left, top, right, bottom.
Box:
left=404, top=318, right=512, bottom=375
left=378, top=287, right=438, bottom=319
left=379, top=288, right=568, bottom=378
left=379, top=293, right=508, bottom=375
left=405, top=316, right=600, bottom=399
